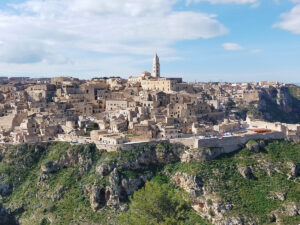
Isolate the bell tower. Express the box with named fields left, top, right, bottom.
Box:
left=152, top=53, right=160, bottom=78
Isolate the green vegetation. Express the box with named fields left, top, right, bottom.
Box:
left=120, top=180, right=211, bottom=225
left=0, top=140, right=299, bottom=224
left=288, top=85, right=300, bottom=100
left=163, top=142, right=300, bottom=224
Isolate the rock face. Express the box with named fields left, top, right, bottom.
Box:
left=287, top=162, right=300, bottom=177
left=172, top=172, right=202, bottom=198
left=58, top=145, right=93, bottom=169
left=90, top=186, right=109, bottom=211
left=89, top=168, right=152, bottom=211
left=171, top=172, right=250, bottom=225
left=121, top=173, right=153, bottom=196
left=256, top=86, right=300, bottom=123
left=246, top=140, right=265, bottom=153
left=0, top=204, right=18, bottom=225
left=96, top=163, right=115, bottom=178
left=0, top=183, right=13, bottom=196
left=238, top=166, right=255, bottom=180
left=41, top=160, right=59, bottom=174
left=269, top=202, right=300, bottom=223
left=180, top=148, right=224, bottom=162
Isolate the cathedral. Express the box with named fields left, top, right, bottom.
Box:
left=129, top=54, right=188, bottom=93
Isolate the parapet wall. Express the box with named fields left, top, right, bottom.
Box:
left=171, top=132, right=285, bottom=154
left=97, top=140, right=168, bottom=152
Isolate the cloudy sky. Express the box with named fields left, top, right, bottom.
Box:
left=0, top=0, right=299, bottom=82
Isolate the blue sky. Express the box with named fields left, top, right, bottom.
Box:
left=0, top=0, right=299, bottom=83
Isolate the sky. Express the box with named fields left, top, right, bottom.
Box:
left=0, top=0, right=299, bottom=83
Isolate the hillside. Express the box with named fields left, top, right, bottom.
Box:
left=0, top=141, right=299, bottom=225
left=255, top=86, right=300, bottom=123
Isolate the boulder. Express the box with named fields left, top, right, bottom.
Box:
left=285, top=202, right=300, bottom=217
left=268, top=191, right=286, bottom=201
left=238, top=166, right=255, bottom=180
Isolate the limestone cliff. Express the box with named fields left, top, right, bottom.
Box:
left=254, top=86, right=300, bottom=123
left=0, top=140, right=299, bottom=225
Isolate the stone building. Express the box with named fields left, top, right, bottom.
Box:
left=153, top=54, right=160, bottom=78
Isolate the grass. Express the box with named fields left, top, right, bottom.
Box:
left=1, top=140, right=299, bottom=225
left=163, top=141, right=300, bottom=224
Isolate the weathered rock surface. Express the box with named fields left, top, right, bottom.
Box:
left=269, top=202, right=300, bottom=223
left=96, top=163, right=115, bottom=178
left=89, top=168, right=153, bottom=211
left=89, top=186, right=108, bottom=211
left=180, top=147, right=225, bottom=162
left=58, top=145, right=93, bottom=169
left=238, top=166, right=255, bottom=180
left=287, top=162, right=300, bottom=177
left=171, top=172, right=259, bottom=225
left=172, top=172, right=202, bottom=198
left=121, top=173, right=153, bottom=196
left=246, top=140, right=265, bottom=153
left=41, top=160, right=59, bottom=174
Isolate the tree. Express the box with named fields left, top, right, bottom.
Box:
left=120, top=181, right=190, bottom=225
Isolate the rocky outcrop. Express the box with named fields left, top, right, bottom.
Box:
left=89, top=170, right=121, bottom=211
left=96, top=163, right=115, bottom=178
left=256, top=86, right=300, bottom=123
left=171, top=172, right=259, bottom=225
left=48, top=185, right=67, bottom=202
left=246, top=140, right=265, bottom=153
left=89, top=186, right=108, bottom=211
left=238, top=166, right=255, bottom=180
left=172, top=172, right=202, bottom=198
left=269, top=202, right=300, bottom=223
left=171, top=172, right=248, bottom=225
left=268, top=191, right=286, bottom=201
left=155, top=143, right=182, bottom=164
left=41, top=160, right=59, bottom=174
left=180, top=148, right=223, bottom=162
left=287, top=162, right=300, bottom=177
left=121, top=173, right=153, bottom=196
left=89, top=168, right=153, bottom=211
left=58, top=145, right=93, bottom=169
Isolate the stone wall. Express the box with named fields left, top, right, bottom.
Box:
left=172, top=132, right=284, bottom=154
left=96, top=140, right=168, bottom=152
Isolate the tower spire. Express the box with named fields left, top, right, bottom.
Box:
left=152, top=53, right=160, bottom=78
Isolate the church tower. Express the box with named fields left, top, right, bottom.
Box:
left=152, top=53, right=160, bottom=78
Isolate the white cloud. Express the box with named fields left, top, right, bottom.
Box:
left=222, top=43, right=244, bottom=51
left=186, top=0, right=258, bottom=5
left=274, top=4, right=300, bottom=34
left=250, top=49, right=262, bottom=54
left=0, top=0, right=228, bottom=66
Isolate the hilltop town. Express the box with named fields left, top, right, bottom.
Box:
left=1, top=55, right=300, bottom=225
left=0, top=54, right=300, bottom=150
